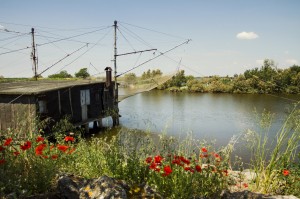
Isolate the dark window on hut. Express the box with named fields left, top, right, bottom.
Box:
left=38, top=100, right=47, bottom=113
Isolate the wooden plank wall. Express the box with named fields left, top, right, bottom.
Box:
left=0, top=103, right=36, bottom=136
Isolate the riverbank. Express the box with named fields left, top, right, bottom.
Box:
left=1, top=117, right=300, bottom=198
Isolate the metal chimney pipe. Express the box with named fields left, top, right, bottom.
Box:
left=105, top=67, right=112, bottom=88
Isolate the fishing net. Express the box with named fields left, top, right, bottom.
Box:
left=118, top=73, right=175, bottom=101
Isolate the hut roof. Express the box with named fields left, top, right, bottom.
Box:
left=0, top=79, right=105, bottom=95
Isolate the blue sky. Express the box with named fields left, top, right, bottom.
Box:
left=1, top=0, right=299, bottom=77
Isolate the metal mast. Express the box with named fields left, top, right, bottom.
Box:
left=113, top=20, right=119, bottom=125
left=31, top=28, right=38, bottom=80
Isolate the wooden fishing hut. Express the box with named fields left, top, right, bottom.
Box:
left=0, top=67, right=119, bottom=134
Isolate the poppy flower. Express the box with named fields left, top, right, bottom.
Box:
left=200, top=154, right=208, bottom=158
left=13, top=151, right=20, bottom=156
left=51, top=154, right=58, bottom=160
left=57, top=144, right=69, bottom=152
left=180, top=156, right=190, bottom=165
left=64, top=136, right=75, bottom=142
left=35, top=144, right=47, bottom=155
left=243, top=183, right=248, bottom=188
left=154, top=155, right=163, bottom=164
left=145, top=157, right=152, bottom=164
left=20, top=141, right=31, bottom=150
left=283, top=169, right=290, bottom=176
left=68, top=148, right=76, bottom=154
left=4, top=138, right=12, bottom=146
left=223, top=170, right=229, bottom=176
left=201, top=147, right=208, bottom=153
left=195, top=165, right=202, bottom=172
left=36, top=136, right=44, bottom=143
left=0, top=159, right=5, bottom=164
left=162, top=165, right=172, bottom=176
left=172, top=158, right=182, bottom=166
left=184, top=166, right=194, bottom=173
left=0, top=146, right=5, bottom=152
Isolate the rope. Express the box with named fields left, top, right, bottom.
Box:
left=38, top=44, right=88, bottom=76
left=55, top=27, right=112, bottom=74
left=116, top=39, right=191, bottom=77
left=36, top=26, right=111, bottom=47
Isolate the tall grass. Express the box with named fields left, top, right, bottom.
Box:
left=1, top=107, right=300, bottom=198
left=244, top=103, right=300, bottom=195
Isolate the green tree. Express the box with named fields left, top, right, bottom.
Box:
left=75, top=68, right=90, bottom=78
left=124, top=73, right=137, bottom=84
left=48, top=70, right=73, bottom=78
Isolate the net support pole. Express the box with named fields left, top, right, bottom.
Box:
left=113, top=20, right=119, bottom=125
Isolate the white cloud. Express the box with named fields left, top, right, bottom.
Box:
left=286, top=59, right=298, bottom=65
left=0, top=24, right=5, bottom=30
left=236, top=32, right=259, bottom=40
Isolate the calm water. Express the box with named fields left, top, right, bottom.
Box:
left=101, top=90, right=300, bottom=160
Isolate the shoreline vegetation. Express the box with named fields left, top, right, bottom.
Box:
left=1, top=59, right=299, bottom=95
left=0, top=106, right=300, bottom=198
left=120, top=59, right=300, bottom=94
left=157, top=59, right=300, bottom=94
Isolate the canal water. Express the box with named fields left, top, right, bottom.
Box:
left=100, top=89, right=300, bottom=161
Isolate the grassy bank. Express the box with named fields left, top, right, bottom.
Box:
left=0, top=107, right=300, bottom=198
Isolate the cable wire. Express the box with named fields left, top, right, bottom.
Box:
left=117, top=39, right=191, bottom=77
left=38, top=44, right=88, bottom=76
left=36, top=26, right=111, bottom=47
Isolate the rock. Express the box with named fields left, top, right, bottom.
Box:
left=79, top=175, right=127, bottom=199
left=58, top=174, right=81, bottom=199
left=57, top=174, right=128, bottom=199
left=220, top=190, right=299, bottom=199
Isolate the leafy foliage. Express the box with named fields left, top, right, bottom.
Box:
left=48, top=70, right=73, bottom=78
left=75, top=68, right=90, bottom=79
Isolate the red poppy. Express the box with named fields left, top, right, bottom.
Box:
left=154, top=155, right=163, bottom=164
left=223, top=170, right=229, bottom=176
left=200, top=154, right=208, bottom=158
left=36, top=136, right=44, bottom=143
left=283, top=169, right=290, bottom=176
left=68, top=148, right=76, bottom=154
left=51, top=154, right=58, bottom=160
left=20, top=141, right=31, bottom=150
left=180, top=156, right=190, bottom=165
left=0, top=159, right=5, bottom=164
left=57, top=144, right=69, bottom=152
left=13, top=151, right=20, bottom=156
left=50, top=145, right=55, bottom=150
left=184, top=166, right=194, bottom=173
left=214, top=153, right=221, bottom=159
left=162, top=165, right=172, bottom=176
left=4, top=138, right=12, bottom=146
left=145, top=157, right=152, bottom=164
left=195, top=165, right=202, bottom=172
left=0, top=146, right=5, bottom=152
left=172, top=158, right=182, bottom=166
left=64, top=136, right=75, bottom=142
left=243, top=183, right=248, bottom=188
left=35, top=144, right=47, bottom=155
left=201, top=147, right=207, bottom=153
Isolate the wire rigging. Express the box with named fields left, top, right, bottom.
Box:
left=117, top=27, right=136, bottom=52
left=36, top=26, right=111, bottom=47
left=119, top=21, right=187, bottom=40
left=55, top=27, right=112, bottom=74
left=0, top=46, right=31, bottom=56
left=117, top=39, right=191, bottom=77
left=38, top=44, right=88, bottom=76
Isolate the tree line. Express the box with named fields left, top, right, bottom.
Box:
left=159, top=59, right=300, bottom=94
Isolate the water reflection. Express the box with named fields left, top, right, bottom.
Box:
left=97, top=90, right=300, bottom=162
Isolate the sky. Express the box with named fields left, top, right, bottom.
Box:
left=0, top=0, right=300, bottom=78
